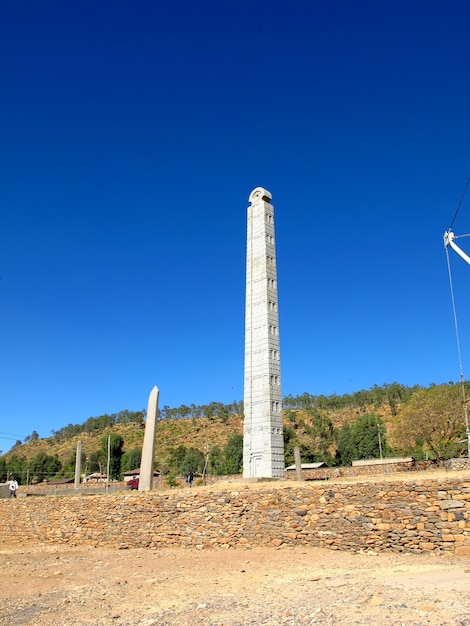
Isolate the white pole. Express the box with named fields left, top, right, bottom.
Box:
left=74, top=440, right=82, bottom=490
left=378, top=423, right=383, bottom=461
left=106, top=435, right=111, bottom=495
left=444, top=231, right=470, bottom=266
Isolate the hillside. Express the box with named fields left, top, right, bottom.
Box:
left=3, top=414, right=244, bottom=466
left=3, top=404, right=391, bottom=469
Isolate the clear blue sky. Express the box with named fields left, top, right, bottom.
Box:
left=1, top=1, right=470, bottom=450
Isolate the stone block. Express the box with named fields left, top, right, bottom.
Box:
left=439, top=500, right=465, bottom=509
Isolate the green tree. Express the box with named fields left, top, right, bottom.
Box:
left=121, top=448, right=142, bottom=473
left=24, top=430, right=40, bottom=444
left=86, top=413, right=116, bottom=432
left=115, top=410, right=145, bottom=425
left=291, top=440, right=318, bottom=464
left=283, top=425, right=298, bottom=465
left=220, top=408, right=230, bottom=425
left=100, top=433, right=124, bottom=479
left=285, top=410, right=297, bottom=426
left=208, top=445, right=225, bottom=475
left=87, top=450, right=104, bottom=474
left=181, top=448, right=205, bottom=475
left=224, top=434, right=243, bottom=474
left=307, top=410, right=336, bottom=465
left=61, top=451, right=78, bottom=478
left=52, top=423, right=82, bottom=440
left=351, top=413, right=387, bottom=460
left=5, top=454, right=27, bottom=484
left=28, top=451, right=62, bottom=483
left=391, top=383, right=467, bottom=459
left=165, top=445, right=188, bottom=474
left=338, top=422, right=354, bottom=466
left=337, top=413, right=388, bottom=465
left=0, top=457, right=7, bottom=482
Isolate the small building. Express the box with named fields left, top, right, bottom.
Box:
left=122, top=469, right=160, bottom=484
left=284, top=462, right=327, bottom=471
left=352, top=457, right=413, bottom=467
left=43, top=477, right=74, bottom=485
left=284, top=462, right=329, bottom=481
left=84, top=472, right=107, bottom=483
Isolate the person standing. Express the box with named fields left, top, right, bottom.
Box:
left=9, top=477, right=18, bottom=498
left=186, top=471, right=194, bottom=488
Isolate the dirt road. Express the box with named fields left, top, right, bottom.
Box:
left=2, top=543, right=470, bottom=625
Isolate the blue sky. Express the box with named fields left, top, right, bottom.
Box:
left=1, top=1, right=470, bottom=449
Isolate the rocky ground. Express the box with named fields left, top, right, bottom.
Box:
left=2, top=543, right=470, bottom=626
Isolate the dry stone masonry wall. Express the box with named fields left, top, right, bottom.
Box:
left=1, top=476, right=470, bottom=555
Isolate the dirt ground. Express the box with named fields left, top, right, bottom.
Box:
left=1, top=543, right=470, bottom=626
left=2, top=471, right=470, bottom=626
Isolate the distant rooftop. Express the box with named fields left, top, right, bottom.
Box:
left=352, top=457, right=413, bottom=467
left=285, top=462, right=327, bottom=471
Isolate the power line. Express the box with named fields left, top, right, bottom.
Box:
left=449, top=175, right=470, bottom=231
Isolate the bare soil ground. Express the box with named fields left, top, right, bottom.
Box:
left=2, top=542, right=470, bottom=625
left=2, top=470, right=470, bottom=625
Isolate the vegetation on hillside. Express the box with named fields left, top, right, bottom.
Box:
left=1, top=382, right=468, bottom=485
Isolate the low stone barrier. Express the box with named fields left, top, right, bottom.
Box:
left=1, top=475, right=470, bottom=555
left=16, top=474, right=237, bottom=496
left=0, top=483, right=10, bottom=499
left=284, top=459, right=464, bottom=481
left=445, top=458, right=470, bottom=471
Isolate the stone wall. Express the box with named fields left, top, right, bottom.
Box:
left=445, top=458, right=470, bottom=471
left=285, top=462, right=415, bottom=481
left=11, top=474, right=235, bottom=496
left=285, top=459, right=470, bottom=481
left=0, top=483, right=10, bottom=499
left=9, top=459, right=470, bottom=497
left=1, top=475, right=470, bottom=555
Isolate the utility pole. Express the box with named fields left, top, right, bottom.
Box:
left=74, top=440, right=82, bottom=490
left=106, top=435, right=111, bottom=495
left=444, top=227, right=470, bottom=458
left=377, top=423, right=383, bottom=461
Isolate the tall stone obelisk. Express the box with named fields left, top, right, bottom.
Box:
left=243, top=187, right=284, bottom=478
left=138, top=385, right=159, bottom=492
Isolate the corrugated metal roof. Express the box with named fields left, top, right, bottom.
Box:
left=285, top=462, right=327, bottom=470
left=352, top=457, right=413, bottom=467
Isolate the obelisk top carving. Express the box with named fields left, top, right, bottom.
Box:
left=249, top=187, right=272, bottom=205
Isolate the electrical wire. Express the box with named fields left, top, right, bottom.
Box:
left=449, top=176, right=470, bottom=231
left=0, top=431, right=26, bottom=438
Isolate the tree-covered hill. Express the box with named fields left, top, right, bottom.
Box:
left=2, top=382, right=468, bottom=485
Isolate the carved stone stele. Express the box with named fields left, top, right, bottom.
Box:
left=243, top=188, right=285, bottom=478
